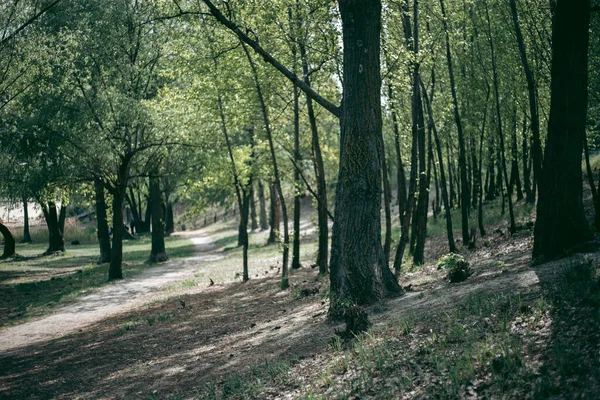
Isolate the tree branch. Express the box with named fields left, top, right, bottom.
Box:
left=200, top=0, right=341, bottom=118
left=1, top=0, right=62, bottom=45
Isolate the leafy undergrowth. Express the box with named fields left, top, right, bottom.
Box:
left=190, top=260, right=600, bottom=400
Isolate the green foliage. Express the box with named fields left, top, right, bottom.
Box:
left=437, top=253, right=472, bottom=283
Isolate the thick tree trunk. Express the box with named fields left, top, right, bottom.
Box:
left=257, top=180, right=269, bottom=231
left=95, top=178, right=111, bottom=264
left=329, top=0, right=402, bottom=316
left=0, top=222, right=16, bottom=258
left=41, top=202, right=65, bottom=254
left=440, top=0, right=470, bottom=245
left=533, top=0, right=591, bottom=262
left=149, top=169, right=168, bottom=263
left=510, top=0, right=542, bottom=203
left=21, top=197, right=32, bottom=243
left=108, top=159, right=131, bottom=281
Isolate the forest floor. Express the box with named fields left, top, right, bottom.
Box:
left=1, top=200, right=600, bottom=399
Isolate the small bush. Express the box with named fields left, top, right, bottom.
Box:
left=437, top=253, right=472, bottom=283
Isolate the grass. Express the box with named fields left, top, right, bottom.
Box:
left=0, top=234, right=196, bottom=328
left=182, top=259, right=600, bottom=399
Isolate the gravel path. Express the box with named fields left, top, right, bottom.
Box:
left=0, top=231, right=222, bottom=353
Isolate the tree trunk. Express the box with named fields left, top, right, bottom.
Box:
left=329, top=0, right=403, bottom=316
left=440, top=0, right=470, bottom=245
left=388, top=85, right=408, bottom=221
left=509, top=107, right=524, bottom=201
left=0, top=222, right=16, bottom=258
left=522, top=115, right=533, bottom=201
left=242, top=43, right=290, bottom=288
left=142, top=191, right=152, bottom=233
left=478, top=87, right=491, bottom=237
left=267, top=181, right=281, bottom=245
left=41, top=201, right=65, bottom=254
left=584, top=135, right=600, bottom=230
left=165, top=198, right=175, bottom=236
left=250, top=185, right=258, bottom=231
left=300, top=43, right=329, bottom=275
left=258, top=180, right=269, bottom=231
left=21, top=197, right=32, bottom=243
left=291, top=46, right=302, bottom=270
left=394, top=0, right=422, bottom=272
left=149, top=169, right=168, bottom=263
left=380, top=130, right=393, bottom=263
left=485, top=0, right=516, bottom=234
left=510, top=0, right=542, bottom=203
left=421, top=78, right=457, bottom=253
left=534, top=0, right=591, bottom=261
left=126, top=188, right=143, bottom=234
left=95, top=178, right=111, bottom=264
left=108, top=159, right=131, bottom=281
left=109, top=188, right=125, bottom=280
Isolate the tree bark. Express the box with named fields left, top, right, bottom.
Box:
left=291, top=38, right=302, bottom=270
left=509, top=107, right=524, bottom=201
left=522, top=115, right=533, bottom=201
left=583, top=135, right=600, bottom=230
left=21, top=197, right=32, bottom=243
left=108, top=158, right=131, bottom=281
left=149, top=168, right=168, bottom=263
left=40, top=201, right=65, bottom=254
left=329, top=0, right=403, bottom=316
left=267, top=181, right=281, bottom=245
left=0, top=222, right=16, bottom=258
left=530, top=0, right=592, bottom=262
left=95, top=178, right=111, bottom=264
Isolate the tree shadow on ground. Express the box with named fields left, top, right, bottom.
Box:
left=0, top=268, right=336, bottom=399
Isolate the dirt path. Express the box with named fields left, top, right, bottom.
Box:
left=0, top=230, right=222, bottom=353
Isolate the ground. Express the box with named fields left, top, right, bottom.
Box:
left=0, top=200, right=599, bottom=399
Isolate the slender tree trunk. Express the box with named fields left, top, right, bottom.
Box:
left=267, top=182, right=281, bottom=245
left=447, top=143, right=456, bottom=207
left=0, top=222, right=16, bottom=258
left=21, top=197, right=32, bottom=243
left=126, top=188, right=143, bottom=234
left=510, top=0, right=542, bottom=203
left=149, top=169, right=168, bottom=263
left=250, top=185, right=258, bottom=231
left=388, top=85, right=408, bottom=219
left=95, top=178, right=111, bottom=264
left=258, top=180, right=268, bottom=230
left=478, top=87, right=491, bottom=237
left=142, top=191, right=152, bottom=233
left=440, top=0, right=470, bottom=245
left=584, top=136, right=600, bottom=230
left=485, top=0, right=516, bottom=234
left=291, top=60, right=302, bottom=270
left=242, top=43, right=290, bottom=288
left=421, top=79, right=457, bottom=253
left=109, top=188, right=125, bottom=280
left=522, top=115, right=533, bottom=201
left=165, top=201, right=174, bottom=236
left=509, top=106, right=524, bottom=201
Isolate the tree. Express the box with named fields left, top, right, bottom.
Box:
left=200, top=0, right=402, bottom=314
left=532, top=0, right=592, bottom=261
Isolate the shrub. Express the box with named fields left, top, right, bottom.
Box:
left=437, top=253, right=472, bottom=283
